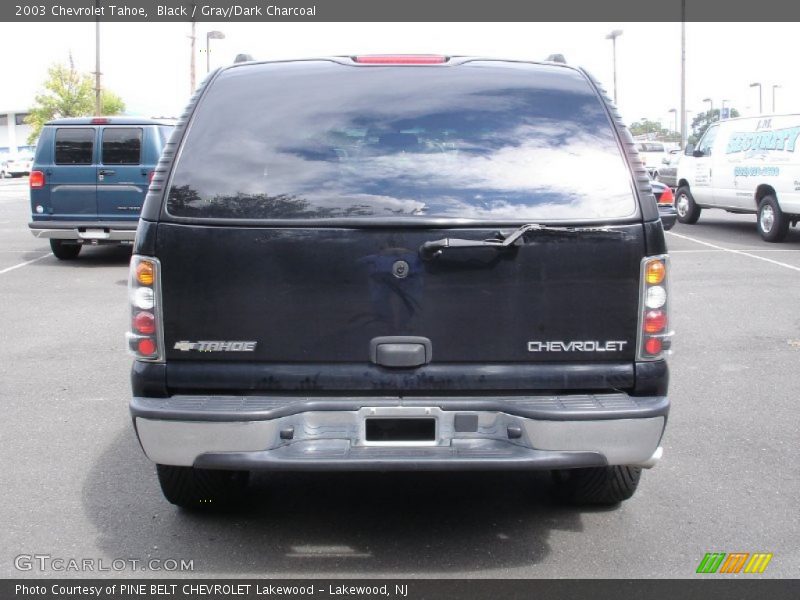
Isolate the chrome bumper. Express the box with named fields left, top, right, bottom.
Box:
left=131, top=394, right=668, bottom=471
left=29, top=222, right=137, bottom=241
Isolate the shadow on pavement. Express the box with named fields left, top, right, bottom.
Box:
left=83, top=428, right=602, bottom=576
left=25, top=245, right=132, bottom=267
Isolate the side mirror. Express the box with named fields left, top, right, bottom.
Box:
left=692, top=149, right=705, bottom=158
left=684, top=144, right=695, bottom=156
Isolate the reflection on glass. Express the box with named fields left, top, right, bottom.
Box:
left=169, top=61, right=635, bottom=220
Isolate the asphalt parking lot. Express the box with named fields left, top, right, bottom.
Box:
left=1, top=176, right=798, bottom=579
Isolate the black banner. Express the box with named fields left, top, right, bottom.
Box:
left=4, top=579, right=800, bottom=600
left=2, top=0, right=800, bottom=22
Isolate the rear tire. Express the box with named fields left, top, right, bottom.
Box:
left=552, top=465, right=642, bottom=505
left=156, top=464, right=249, bottom=509
left=49, top=239, right=82, bottom=260
left=757, top=195, right=789, bottom=243
left=675, top=186, right=701, bottom=224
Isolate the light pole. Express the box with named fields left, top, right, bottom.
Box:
left=94, top=0, right=101, bottom=115
left=750, top=82, right=762, bottom=114
left=206, top=30, right=225, bottom=73
left=720, top=99, right=729, bottom=119
left=668, top=108, right=677, bottom=137
left=772, top=85, right=780, bottom=113
left=680, top=0, right=686, bottom=149
left=703, top=98, right=713, bottom=122
left=605, top=29, right=623, bottom=105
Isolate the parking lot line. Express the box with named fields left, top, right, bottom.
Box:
left=667, top=230, right=800, bottom=273
left=0, top=253, right=51, bottom=275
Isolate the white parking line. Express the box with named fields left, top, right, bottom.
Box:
left=667, top=231, right=800, bottom=273
left=0, top=253, right=52, bottom=275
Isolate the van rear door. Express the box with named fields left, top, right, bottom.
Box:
left=48, top=127, right=98, bottom=220
left=97, top=126, right=148, bottom=221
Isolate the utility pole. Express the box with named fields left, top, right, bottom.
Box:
left=680, top=0, right=686, bottom=149
left=190, top=14, right=197, bottom=93
left=605, top=30, right=623, bottom=105
left=94, top=0, right=101, bottom=115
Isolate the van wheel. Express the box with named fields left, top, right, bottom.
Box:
left=675, top=186, right=701, bottom=224
left=552, top=465, right=642, bottom=505
left=49, top=239, right=82, bottom=260
left=156, top=464, right=249, bottom=509
left=757, top=195, right=789, bottom=243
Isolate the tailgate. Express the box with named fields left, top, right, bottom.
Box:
left=158, top=223, right=643, bottom=372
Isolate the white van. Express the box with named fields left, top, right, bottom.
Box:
left=675, top=114, right=800, bottom=242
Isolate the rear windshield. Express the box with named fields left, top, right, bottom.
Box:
left=167, top=61, right=636, bottom=221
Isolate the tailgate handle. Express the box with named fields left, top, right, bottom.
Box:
left=370, top=336, right=432, bottom=368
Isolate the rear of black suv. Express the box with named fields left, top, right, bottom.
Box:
left=128, top=56, right=671, bottom=508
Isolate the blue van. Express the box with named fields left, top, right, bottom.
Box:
left=29, top=117, right=174, bottom=259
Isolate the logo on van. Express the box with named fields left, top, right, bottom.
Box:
left=726, top=126, right=800, bottom=154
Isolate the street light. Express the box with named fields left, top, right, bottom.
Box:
left=750, top=82, right=762, bottom=114
left=772, top=84, right=781, bottom=113
left=702, top=97, right=713, bottom=121
left=605, top=29, right=623, bottom=105
left=206, top=30, right=225, bottom=73
left=720, top=99, right=729, bottom=120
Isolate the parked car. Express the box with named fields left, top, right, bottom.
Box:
left=676, top=113, right=800, bottom=241
left=636, top=141, right=670, bottom=179
left=1, top=152, right=33, bottom=178
left=652, top=180, right=676, bottom=230
left=128, top=55, right=672, bottom=508
left=656, top=149, right=681, bottom=189
left=28, top=117, right=174, bottom=259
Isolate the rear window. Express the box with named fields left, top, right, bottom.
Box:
left=55, top=128, right=94, bottom=165
left=167, top=61, right=636, bottom=221
left=102, top=128, right=142, bottom=164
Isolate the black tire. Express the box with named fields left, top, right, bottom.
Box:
left=49, top=239, right=82, bottom=260
left=156, top=464, right=249, bottom=509
left=552, top=465, right=642, bottom=505
left=675, top=186, right=701, bottom=224
left=757, top=195, right=789, bottom=243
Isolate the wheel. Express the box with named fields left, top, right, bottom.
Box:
left=757, top=195, right=789, bottom=243
left=49, top=239, right=82, bottom=260
left=675, top=186, right=701, bottom=224
left=156, top=464, right=249, bottom=509
left=552, top=465, right=642, bottom=505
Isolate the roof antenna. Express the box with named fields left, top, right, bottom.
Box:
left=234, top=53, right=254, bottom=64
left=545, top=54, right=567, bottom=64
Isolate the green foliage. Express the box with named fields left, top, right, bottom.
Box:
left=26, top=56, right=125, bottom=144
left=689, top=108, right=741, bottom=145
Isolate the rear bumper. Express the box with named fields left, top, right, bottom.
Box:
left=131, top=393, right=668, bottom=472
left=29, top=221, right=137, bottom=241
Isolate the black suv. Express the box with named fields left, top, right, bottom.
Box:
left=128, top=56, right=672, bottom=508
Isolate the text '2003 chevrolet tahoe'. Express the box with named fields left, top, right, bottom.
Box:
left=128, top=55, right=672, bottom=508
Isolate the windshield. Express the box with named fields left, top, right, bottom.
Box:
left=167, top=61, right=636, bottom=221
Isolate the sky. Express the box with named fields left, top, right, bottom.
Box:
left=0, top=21, right=797, bottom=129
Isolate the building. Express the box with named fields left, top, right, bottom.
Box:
left=0, top=110, right=35, bottom=159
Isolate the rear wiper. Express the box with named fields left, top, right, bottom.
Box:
left=419, top=223, right=613, bottom=260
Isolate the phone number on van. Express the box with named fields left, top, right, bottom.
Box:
left=734, top=166, right=780, bottom=177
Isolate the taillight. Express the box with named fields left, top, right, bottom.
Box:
left=30, top=171, right=45, bottom=188
left=148, top=170, right=155, bottom=183
left=656, top=186, right=675, bottom=205
left=353, top=55, right=448, bottom=65
left=127, top=255, right=164, bottom=362
left=637, top=255, right=672, bottom=360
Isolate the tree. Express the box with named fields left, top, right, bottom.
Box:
left=26, top=55, right=125, bottom=143
left=689, top=108, right=740, bottom=145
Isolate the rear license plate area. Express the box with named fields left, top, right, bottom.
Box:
left=365, top=418, right=436, bottom=442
